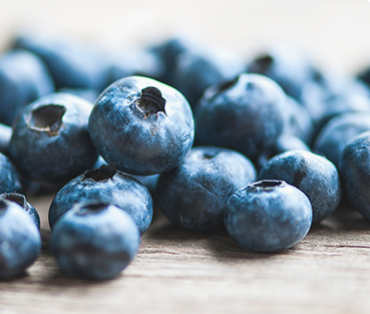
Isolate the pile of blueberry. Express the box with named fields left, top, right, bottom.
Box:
left=1, top=30, right=370, bottom=280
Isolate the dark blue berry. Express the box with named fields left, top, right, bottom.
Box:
left=301, top=70, right=370, bottom=124
left=0, top=193, right=40, bottom=229
left=49, top=165, right=153, bottom=234
left=9, top=93, right=98, bottom=186
left=156, top=147, right=257, bottom=231
left=149, top=34, right=202, bottom=86
left=283, top=96, right=314, bottom=144
left=314, top=113, right=370, bottom=168
left=88, top=76, right=194, bottom=175
left=314, top=94, right=370, bottom=137
left=0, top=153, right=22, bottom=194
left=14, top=31, right=111, bottom=91
left=0, top=198, right=41, bottom=279
left=0, top=49, right=54, bottom=126
left=224, top=180, right=312, bottom=253
left=194, top=74, right=286, bottom=160
left=247, top=44, right=314, bottom=100
left=172, top=48, right=244, bottom=107
left=257, top=134, right=310, bottom=170
left=92, top=157, right=159, bottom=195
left=51, top=202, right=140, bottom=280
left=339, top=131, right=370, bottom=220
left=260, top=150, right=341, bottom=223
left=109, top=48, right=165, bottom=83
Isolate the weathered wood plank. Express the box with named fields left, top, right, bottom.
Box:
left=1, top=199, right=370, bottom=314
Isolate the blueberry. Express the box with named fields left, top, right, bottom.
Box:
left=92, top=157, right=159, bottom=195
left=88, top=76, right=194, bottom=175
left=51, top=202, right=140, bottom=280
left=339, top=131, right=370, bottom=220
left=0, top=198, right=41, bottom=279
left=257, top=134, right=310, bottom=170
left=314, top=70, right=370, bottom=99
left=14, top=30, right=111, bottom=91
left=247, top=43, right=314, bottom=100
left=322, top=94, right=370, bottom=122
left=156, top=147, right=257, bottom=231
left=149, top=34, right=203, bottom=86
left=49, top=165, right=153, bottom=234
left=108, top=48, right=165, bottom=83
left=274, top=135, right=310, bottom=153
left=224, top=180, right=312, bottom=253
left=172, top=48, right=244, bottom=107
left=313, top=94, right=370, bottom=137
left=300, top=79, right=329, bottom=123
left=9, top=93, right=98, bottom=186
left=314, top=113, right=370, bottom=168
left=0, top=193, right=40, bottom=229
left=0, top=49, right=54, bottom=126
left=0, top=153, right=22, bottom=194
left=194, top=74, right=286, bottom=160
left=301, top=70, right=370, bottom=124
left=260, top=150, right=341, bottom=223
left=283, top=96, right=314, bottom=144
left=0, top=123, right=11, bottom=156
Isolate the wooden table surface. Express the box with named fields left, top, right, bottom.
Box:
left=2, top=1, right=370, bottom=313
left=1, top=198, right=370, bottom=314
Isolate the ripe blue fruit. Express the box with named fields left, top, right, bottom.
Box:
left=149, top=34, right=203, bottom=86
left=109, top=48, right=165, bottom=84
left=260, top=150, right=341, bottom=223
left=92, top=157, right=159, bottom=195
left=257, top=134, right=310, bottom=170
left=0, top=153, right=22, bottom=194
left=51, top=202, right=140, bottom=280
left=49, top=165, right=153, bottom=234
left=0, top=49, right=54, bottom=126
left=194, top=74, right=287, bottom=160
left=172, top=48, right=244, bottom=107
left=339, top=131, right=370, bottom=220
left=314, top=113, right=370, bottom=168
left=301, top=70, right=370, bottom=124
left=224, top=180, right=312, bottom=253
left=283, top=96, right=314, bottom=145
left=14, top=31, right=111, bottom=91
left=88, top=76, right=194, bottom=175
left=0, top=198, right=41, bottom=279
left=0, top=193, right=40, bottom=229
left=156, top=146, right=257, bottom=231
left=316, top=94, right=370, bottom=131
left=9, top=93, right=98, bottom=186
left=247, top=43, right=314, bottom=100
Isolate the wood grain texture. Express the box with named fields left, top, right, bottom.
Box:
left=1, top=198, right=370, bottom=314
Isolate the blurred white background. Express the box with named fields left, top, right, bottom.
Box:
left=1, top=0, right=370, bottom=72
